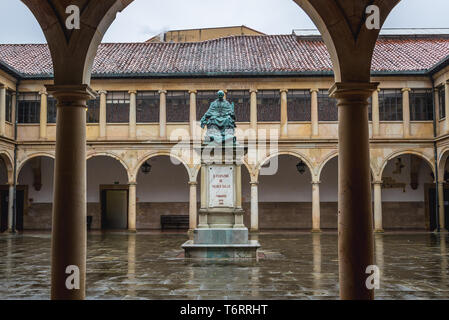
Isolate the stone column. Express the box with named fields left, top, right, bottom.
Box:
left=0, top=85, right=5, bottom=136
left=445, top=82, right=449, bottom=133
left=159, top=90, right=167, bottom=139
left=128, top=90, right=137, bottom=139
left=372, top=89, right=380, bottom=137
left=435, top=88, right=441, bottom=136
left=330, top=82, right=378, bottom=300
left=128, top=182, right=137, bottom=232
left=250, top=181, right=259, bottom=232
left=250, top=89, right=258, bottom=139
left=373, top=181, right=383, bottom=233
left=189, top=90, right=197, bottom=140
left=438, top=182, right=446, bottom=231
left=311, top=181, right=321, bottom=232
left=7, top=184, right=13, bottom=231
left=39, top=90, right=48, bottom=139
left=189, top=181, right=197, bottom=231
left=11, top=92, right=16, bottom=128
left=99, top=90, right=107, bottom=139
left=402, top=88, right=411, bottom=138
left=280, top=89, right=288, bottom=138
left=46, top=84, right=94, bottom=300
left=310, top=89, right=319, bottom=136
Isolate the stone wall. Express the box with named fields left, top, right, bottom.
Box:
left=20, top=201, right=427, bottom=231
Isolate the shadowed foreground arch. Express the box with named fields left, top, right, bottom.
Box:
left=19, top=0, right=401, bottom=300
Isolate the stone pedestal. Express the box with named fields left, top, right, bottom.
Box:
left=182, top=145, right=260, bottom=259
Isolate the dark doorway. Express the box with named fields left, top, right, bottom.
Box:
left=0, top=187, right=25, bottom=232
left=428, top=185, right=449, bottom=231
left=0, top=189, right=8, bottom=232
left=101, top=186, right=128, bottom=230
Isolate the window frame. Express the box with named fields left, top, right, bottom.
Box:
left=136, top=91, right=160, bottom=123
left=287, top=89, right=311, bottom=122
left=17, top=92, right=41, bottom=124
left=257, top=90, right=281, bottom=122
left=410, top=88, right=433, bottom=121
left=379, top=89, right=403, bottom=122
left=226, top=90, right=250, bottom=122
left=106, top=91, right=130, bottom=124
left=166, top=91, right=190, bottom=123
left=318, top=89, right=338, bottom=121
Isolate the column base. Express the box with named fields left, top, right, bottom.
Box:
left=311, top=229, right=322, bottom=233
left=127, top=229, right=137, bottom=233
left=374, top=229, right=384, bottom=233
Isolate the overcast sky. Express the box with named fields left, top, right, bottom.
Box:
left=1, top=0, right=449, bottom=43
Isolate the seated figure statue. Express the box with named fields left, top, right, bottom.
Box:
left=200, top=90, right=236, bottom=145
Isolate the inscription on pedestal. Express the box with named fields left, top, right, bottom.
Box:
left=209, top=166, right=234, bottom=208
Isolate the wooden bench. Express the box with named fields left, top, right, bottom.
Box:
left=161, top=215, right=189, bottom=230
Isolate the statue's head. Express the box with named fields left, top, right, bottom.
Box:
left=217, top=90, right=225, bottom=100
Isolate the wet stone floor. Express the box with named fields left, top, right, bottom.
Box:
left=0, top=231, right=448, bottom=300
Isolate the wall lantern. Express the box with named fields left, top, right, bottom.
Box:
left=141, top=161, right=152, bottom=175
left=296, top=160, right=306, bottom=175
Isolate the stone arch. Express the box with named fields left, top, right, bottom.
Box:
left=255, top=150, right=315, bottom=182
left=380, top=150, right=435, bottom=179
left=87, top=152, right=131, bottom=182
left=438, top=147, right=449, bottom=181
left=17, top=152, right=55, bottom=179
left=133, top=151, right=191, bottom=182
left=317, top=151, right=376, bottom=182
left=0, top=151, right=14, bottom=184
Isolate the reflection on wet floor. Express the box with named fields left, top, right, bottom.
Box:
left=0, top=231, right=448, bottom=300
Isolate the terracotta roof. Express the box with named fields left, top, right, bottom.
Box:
left=0, top=35, right=448, bottom=79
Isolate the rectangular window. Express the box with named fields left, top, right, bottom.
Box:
left=106, top=91, right=130, bottom=123
left=379, top=89, right=403, bottom=121
left=439, top=86, right=446, bottom=120
left=287, top=90, right=311, bottom=121
left=226, top=90, right=250, bottom=122
left=87, top=96, right=100, bottom=123
left=318, top=89, right=337, bottom=121
left=47, top=95, right=57, bottom=124
left=5, top=90, right=12, bottom=123
left=167, top=91, right=189, bottom=123
left=196, top=91, right=217, bottom=121
left=410, top=89, right=433, bottom=121
left=137, top=91, right=159, bottom=123
left=18, top=92, right=40, bottom=124
left=257, top=90, right=280, bottom=122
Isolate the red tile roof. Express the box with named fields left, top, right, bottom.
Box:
left=0, top=35, right=448, bottom=79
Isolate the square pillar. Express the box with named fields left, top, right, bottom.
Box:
left=39, top=90, right=48, bottom=139
left=445, top=82, right=449, bottom=133
left=189, top=90, right=197, bottom=140
left=250, top=182, right=259, bottom=232
left=189, top=181, right=198, bottom=231
left=128, top=90, right=137, bottom=139
left=99, top=90, right=107, bottom=139
left=128, top=182, right=137, bottom=232
left=159, top=90, right=167, bottom=139
left=373, top=181, right=383, bottom=232
left=402, top=88, right=411, bottom=138
left=372, top=89, right=380, bottom=137
left=249, top=89, right=258, bottom=140
left=7, top=184, right=13, bottom=231
left=311, top=181, right=321, bottom=232
left=0, top=85, right=6, bottom=136
left=280, top=89, right=288, bottom=138
left=438, top=182, right=446, bottom=231
left=310, top=89, right=319, bottom=137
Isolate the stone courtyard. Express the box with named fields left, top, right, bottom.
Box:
left=0, top=231, right=447, bottom=300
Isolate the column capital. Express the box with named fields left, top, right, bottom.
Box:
left=128, top=182, right=137, bottom=186
left=310, top=88, right=319, bottom=93
left=280, top=89, right=288, bottom=94
left=45, top=84, right=96, bottom=105
left=329, top=82, right=380, bottom=100
left=249, top=89, right=258, bottom=94
left=250, top=181, right=259, bottom=186
left=311, top=180, right=321, bottom=185
left=158, top=90, right=167, bottom=94
left=189, top=181, right=198, bottom=186
left=188, top=90, right=197, bottom=94
left=39, top=90, right=48, bottom=96
left=98, top=90, right=107, bottom=95
left=401, top=88, right=411, bottom=93
left=0, top=84, right=6, bottom=90
left=128, top=90, right=137, bottom=95
left=372, top=180, right=383, bottom=185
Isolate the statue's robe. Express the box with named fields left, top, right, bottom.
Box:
left=201, top=99, right=236, bottom=130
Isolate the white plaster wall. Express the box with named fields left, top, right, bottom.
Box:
left=258, top=156, right=312, bottom=202
left=381, top=154, right=433, bottom=202
left=18, top=157, right=54, bottom=203
left=87, top=156, right=128, bottom=202
left=136, top=156, right=189, bottom=202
